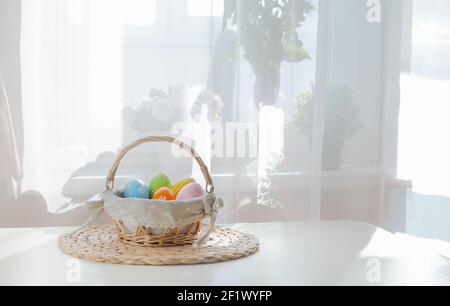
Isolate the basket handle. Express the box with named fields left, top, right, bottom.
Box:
left=105, top=136, right=214, bottom=194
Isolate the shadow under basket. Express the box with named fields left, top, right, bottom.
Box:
left=114, top=220, right=202, bottom=247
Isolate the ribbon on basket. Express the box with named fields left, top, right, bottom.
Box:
left=196, top=194, right=224, bottom=246
left=68, top=192, right=107, bottom=236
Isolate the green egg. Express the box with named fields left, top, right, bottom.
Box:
left=148, top=174, right=171, bottom=198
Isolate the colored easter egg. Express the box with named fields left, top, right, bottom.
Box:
left=152, top=187, right=176, bottom=201
left=123, top=178, right=149, bottom=199
left=171, top=178, right=195, bottom=196
left=176, top=182, right=205, bottom=201
left=148, top=174, right=171, bottom=198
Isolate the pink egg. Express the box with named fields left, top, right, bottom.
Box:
left=176, top=182, right=205, bottom=200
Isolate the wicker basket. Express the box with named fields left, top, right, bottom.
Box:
left=81, top=136, right=222, bottom=248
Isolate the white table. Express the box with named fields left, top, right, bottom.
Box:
left=0, top=221, right=449, bottom=286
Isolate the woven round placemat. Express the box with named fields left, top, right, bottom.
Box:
left=59, top=224, right=259, bottom=266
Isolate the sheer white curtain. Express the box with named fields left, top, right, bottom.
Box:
left=21, top=0, right=123, bottom=211
left=0, top=69, right=21, bottom=200
left=20, top=0, right=222, bottom=213
left=16, top=0, right=396, bottom=222
left=2, top=0, right=445, bottom=241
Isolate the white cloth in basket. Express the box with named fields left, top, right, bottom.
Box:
left=77, top=190, right=223, bottom=246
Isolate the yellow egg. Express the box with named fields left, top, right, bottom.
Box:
left=171, top=178, right=195, bottom=196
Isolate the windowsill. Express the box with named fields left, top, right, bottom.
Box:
left=62, top=163, right=411, bottom=203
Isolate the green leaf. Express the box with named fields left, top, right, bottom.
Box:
left=284, top=44, right=311, bottom=63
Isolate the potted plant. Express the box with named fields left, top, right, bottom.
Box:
left=290, top=84, right=362, bottom=170
left=224, top=0, right=313, bottom=107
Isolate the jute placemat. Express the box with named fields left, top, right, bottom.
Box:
left=59, top=225, right=259, bottom=265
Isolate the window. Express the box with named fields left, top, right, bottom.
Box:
left=123, top=0, right=156, bottom=26
left=10, top=0, right=437, bottom=235
left=187, top=0, right=224, bottom=17
left=397, top=0, right=450, bottom=242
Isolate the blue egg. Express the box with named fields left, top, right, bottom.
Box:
left=122, top=178, right=149, bottom=199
